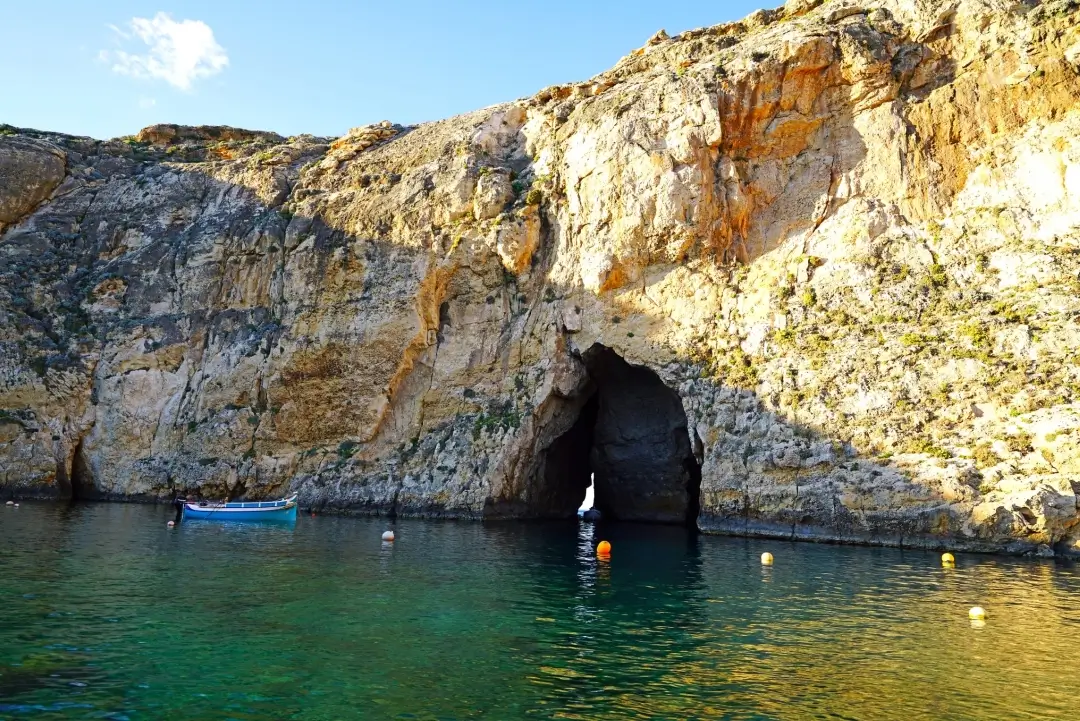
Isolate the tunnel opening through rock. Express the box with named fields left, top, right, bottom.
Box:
left=64, top=439, right=91, bottom=501
left=531, top=392, right=598, bottom=517
left=536, top=344, right=702, bottom=525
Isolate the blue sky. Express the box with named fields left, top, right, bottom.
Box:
left=2, top=1, right=764, bottom=140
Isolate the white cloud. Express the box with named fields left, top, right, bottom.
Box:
left=102, top=12, right=228, bottom=91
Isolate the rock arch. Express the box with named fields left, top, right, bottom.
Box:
left=521, top=344, right=702, bottom=525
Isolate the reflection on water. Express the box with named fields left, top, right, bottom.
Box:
left=1, top=502, right=1078, bottom=720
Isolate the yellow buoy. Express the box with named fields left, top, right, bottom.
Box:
left=969, top=606, right=986, bottom=620
left=761, top=552, right=774, bottom=566
left=942, top=552, right=956, bottom=565
left=381, top=531, right=395, bottom=542
left=596, top=540, right=612, bottom=556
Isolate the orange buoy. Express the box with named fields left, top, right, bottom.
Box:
left=382, top=530, right=395, bottom=542
left=596, top=540, right=612, bottom=556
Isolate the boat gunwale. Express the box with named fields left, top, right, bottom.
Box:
left=182, top=494, right=298, bottom=513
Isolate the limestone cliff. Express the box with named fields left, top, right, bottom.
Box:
left=3, top=0, right=1080, bottom=555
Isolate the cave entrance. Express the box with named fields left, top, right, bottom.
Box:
left=58, top=439, right=91, bottom=501
left=539, top=345, right=702, bottom=526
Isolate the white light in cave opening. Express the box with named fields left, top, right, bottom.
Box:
left=578, top=473, right=594, bottom=511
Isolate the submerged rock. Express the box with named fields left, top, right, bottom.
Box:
left=2, top=0, right=1080, bottom=554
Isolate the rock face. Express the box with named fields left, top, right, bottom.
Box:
left=0, top=136, right=65, bottom=232
left=3, top=0, right=1080, bottom=555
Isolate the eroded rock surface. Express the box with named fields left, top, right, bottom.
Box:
left=0, top=136, right=65, bottom=231
left=3, top=0, right=1080, bottom=555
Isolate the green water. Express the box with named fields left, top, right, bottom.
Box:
left=1, top=503, right=1079, bottom=720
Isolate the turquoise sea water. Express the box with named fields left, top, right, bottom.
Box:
left=1, top=502, right=1079, bottom=720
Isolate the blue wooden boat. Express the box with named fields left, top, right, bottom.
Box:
left=181, top=493, right=298, bottom=523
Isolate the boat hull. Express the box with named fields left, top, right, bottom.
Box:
left=182, top=495, right=298, bottom=523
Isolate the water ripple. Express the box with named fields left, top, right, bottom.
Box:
left=1, top=503, right=1078, bottom=719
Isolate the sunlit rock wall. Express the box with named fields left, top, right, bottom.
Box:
left=2, top=0, right=1080, bottom=555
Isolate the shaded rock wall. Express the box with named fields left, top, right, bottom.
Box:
left=3, top=0, right=1080, bottom=555
left=586, top=346, right=700, bottom=523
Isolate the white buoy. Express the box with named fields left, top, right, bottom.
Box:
left=382, top=530, right=395, bottom=542
left=969, top=606, right=986, bottom=620
left=761, top=552, right=774, bottom=566
left=5, top=501, right=12, bottom=506
left=167, top=520, right=175, bottom=528
left=13, top=503, right=18, bottom=508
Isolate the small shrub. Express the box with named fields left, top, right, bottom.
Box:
left=1006, top=431, right=1034, bottom=455
left=826, top=309, right=852, bottom=326
left=805, top=333, right=831, bottom=353
left=772, top=328, right=797, bottom=344
left=991, top=301, right=1028, bottom=324
left=972, top=443, right=1001, bottom=468
left=524, top=188, right=543, bottom=206
left=472, top=406, right=521, bottom=440
left=29, top=356, right=47, bottom=377
left=959, top=322, right=989, bottom=347
left=905, top=439, right=951, bottom=458
left=337, top=440, right=360, bottom=459
left=928, top=263, right=948, bottom=287
left=800, top=288, right=816, bottom=307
